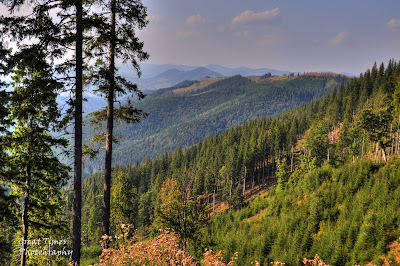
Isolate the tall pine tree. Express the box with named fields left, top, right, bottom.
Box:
left=85, top=0, right=149, bottom=237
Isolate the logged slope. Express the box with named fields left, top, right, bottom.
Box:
left=82, top=73, right=350, bottom=174
left=199, top=159, right=400, bottom=265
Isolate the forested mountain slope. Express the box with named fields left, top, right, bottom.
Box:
left=74, top=60, right=400, bottom=265
left=81, top=73, right=350, bottom=175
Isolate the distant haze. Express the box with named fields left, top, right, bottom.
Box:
left=138, top=0, right=400, bottom=75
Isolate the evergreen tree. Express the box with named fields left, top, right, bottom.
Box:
left=85, top=0, right=149, bottom=237
left=0, top=41, right=19, bottom=264
left=6, top=48, right=69, bottom=266
left=0, top=0, right=84, bottom=262
left=110, top=170, right=137, bottom=232
left=306, top=119, right=329, bottom=167
left=72, top=0, right=84, bottom=262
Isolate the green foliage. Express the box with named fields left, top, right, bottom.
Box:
left=110, top=170, right=137, bottom=232
left=199, top=158, right=400, bottom=265
left=276, top=159, right=289, bottom=191
left=80, top=74, right=351, bottom=174
left=231, top=185, right=245, bottom=210
left=78, top=60, right=400, bottom=264
left=158, top=175, right=209, bottom=249
left=306, top=119, right=329, bottom=167
left=4, top=48, right=70, bottom=265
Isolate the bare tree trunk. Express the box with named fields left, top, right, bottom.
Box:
left=383, top=148, right=387, bottom=162
left=390, top=124, right=394, bottom=158
left=72, top=0, right=83, bottom=262
left=21, top=163, right=31, bottom=266
left=327, top=148, right=329, bottom=164
left=361, top=135, right=365, bottom=158
left=398, top=114, right=400, bottom=155
left=229, top=178, right=232, bottom=209
left=251, top=171, right=255, bottom=190
left=212, top=187, right=215, bottom=213
left=103, top=0, right=116, bottom=238
left=243, top=166, right=246, bottom=196
left=262, top=159, right=265, bottom=182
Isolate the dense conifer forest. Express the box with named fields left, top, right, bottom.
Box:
left=70, top=60, right=400, bottom=265
left=80, top=73, right=350, bottom=175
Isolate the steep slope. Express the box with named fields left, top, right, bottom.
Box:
left=81, top=73, right=350, bottom=174
left=75, top=60, right=400, bottom=265
left=199, top=159, right=400, bottom=265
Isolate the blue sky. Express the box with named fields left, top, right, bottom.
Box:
left=138, top=0, right=400, bottom=74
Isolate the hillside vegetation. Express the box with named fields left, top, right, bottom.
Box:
left=81, top=73, right=350, bottom=176
left=74, top=60, right=400, bottom=265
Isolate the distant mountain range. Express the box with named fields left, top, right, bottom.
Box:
left=116, top=63, right=356, bottom=91
left=117, top=63, right=297, bottom=91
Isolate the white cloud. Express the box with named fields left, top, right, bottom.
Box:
left=176, top=31, right=193, bottom=39
left=232, top=8, right=279, bottom=25
left=387, top=19, right=400, bottom=31
left=330, top=31, right=351, bottom=45
left=186, top=14, right=209, bottom=26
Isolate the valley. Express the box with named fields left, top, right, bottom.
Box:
left=80, top=72, right=350, bottom=176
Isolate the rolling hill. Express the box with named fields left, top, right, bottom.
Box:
left=80, top=72, right=351, bottom=175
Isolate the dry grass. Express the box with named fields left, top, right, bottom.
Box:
left=211, top=201, right=229, bottom=216
left=300, top=72, right=351, bottom=78
left=267, top=75, right=294, bottom=81
left=246, top=76, right=262, bottom=82
left=369, top=240, right=400, bottom=266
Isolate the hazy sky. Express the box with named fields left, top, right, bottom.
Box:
left=138, top=0, right=400, bottom=74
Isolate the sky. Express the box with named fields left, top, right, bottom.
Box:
left=138, top=0, right=400, bottom=75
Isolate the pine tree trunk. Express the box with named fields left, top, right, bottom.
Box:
left=396, top=129, right=400, bottom=155
left=383, top=148, right=387, bottom=162
left=229, top=178, right=232, bottom=209
left=262, top=159, right=265, bottom=182
left=183, top=197, right=187, bottom=251
left=21, top=163, right=31, bottom=266
left=361, top=135, right=365, bottom=158
left=212, top=187, right=215, bottom=213
left=390, top=124, right=394, bottom=158
left=72, top=0, right=83, bottom=262
left=251, top=171, right=254, bottom=189
left=243, top=166, right=246, bottom=196
left=327, top=148, right=329, bottom=164
left=103, top=0, right=116, bottom=238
